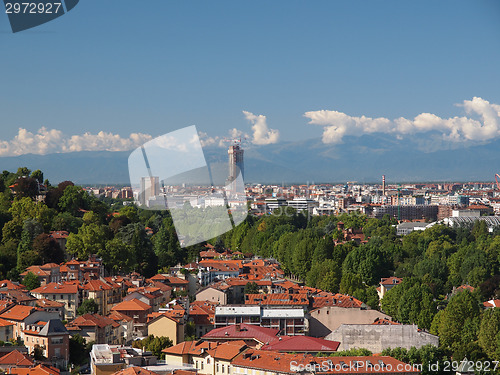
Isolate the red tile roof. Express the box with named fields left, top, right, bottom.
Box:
left=371, top=318, right=401, bottom=325
left=206, top=341, right=247, bottom=360
left=483, top=299, right=500, bottom=308
left=202, top=323, right=279, bottom=345
left=162, top=340, right=198, bottom=355
left=69, top=313, right=120, bottom=329
left=311, top=293, right=364, bottom=309
left=379, top=277, right=403, bottom=286
left=245, top=293, right=309, bottom=306
left=10, top=364, right=60, bottom=375
left=0, top=280, right=25, bottom=290
left=261, top=336, right=340, bottom=352
left=31, top=282, right=78, bottom=295
left=0, top=305, right=40, bottom=321
left=0, top=350, right=34, bottom=366
left=84, top=280, right=113, bottom=292
left=232, top=350, right=420, bottom=374
left=0, top=317, right=14, bottom=327
left=111, top=298, right=152, bottom=312
left=36, top=299, right=65, bottom=308
left=112, top=367, right=160, bottom=375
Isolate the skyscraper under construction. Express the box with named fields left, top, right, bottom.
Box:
left=228, top=143, right=244, bottom=181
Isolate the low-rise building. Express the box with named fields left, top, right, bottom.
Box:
left=23, top=319, right=69, bottom=369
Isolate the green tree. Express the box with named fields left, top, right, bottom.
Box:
left=478, top=308, right=500, bottom=359
left=58, top=185, right=90, bottom=215
left=69, top=334, right=91, bottom=365
left=77, top=299, right=99, bottom=315
left=132, top=335, right=173, bottom=358
left=101, top=238, right=136, bottom=274
left=244, top=282, right=259, bottom=295
left=22, top=271, right=40, bottom=290
left=437, top=290, right=481, bottom=357
left=30, top=170, right=44, bottom=184
left=66, top=222, right=110, bottom=259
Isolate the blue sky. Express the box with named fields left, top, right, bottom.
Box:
left=1, top=0, right=500, bottom=155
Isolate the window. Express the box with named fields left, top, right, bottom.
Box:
left=217, top=364, right=219, bottom=372
left=222, top=365, right=225, bottom=373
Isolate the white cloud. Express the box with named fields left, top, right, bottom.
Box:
left=0, top=127, right=152, bottom=156
left=243, top=111, right=280, bottom=145
left=305, top=97, right=500, bottom=144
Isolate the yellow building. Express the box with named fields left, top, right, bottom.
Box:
left=147, top=314, right=184, bottom=345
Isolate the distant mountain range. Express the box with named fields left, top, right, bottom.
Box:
left=0, top=135, right=498, bottom=185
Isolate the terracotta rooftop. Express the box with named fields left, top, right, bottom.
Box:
left=261, top=336, right=340, bottom=352
left=9, top=364, right=60, bottom=375
left=0, top=350, right=34, bottom=366
left=232, top=350, right=420, bottom=374
left=245, top=293, right=309, bottom=306
left=372, top=318, right=401, bottom=325
left=311, top=293, right=364, bottom=309
left=112, top=366, right=161, bottom=375
left=0, top=305, right=39, bottom=321
left=203, top=323, right=279, bottom=345
left=0, top=280, right=25, bottom=290
left=162, top=340, right=197, bottom=355
left=69, top=313, right=120, bottom=329
left=112, top=298, right=152, bottom=312
left=483, top=299, right=500, bottom=308
left=379, top=277, right=403, bottom=286
left=207, top=341, right=247, bottom=360
left=31, top=282, right=78, bottom=295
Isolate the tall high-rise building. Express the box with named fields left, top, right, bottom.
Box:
left=228, top=144, right=244, bottom=181
left=140, top=176, right=159, bottom=206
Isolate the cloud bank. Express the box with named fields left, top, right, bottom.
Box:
left=305, top=97, right=500, bottom=145
left=243, top=111, right=280, bottom=145
left=0, top=127, right=152, bottom=156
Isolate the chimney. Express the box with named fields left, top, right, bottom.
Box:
left=382, top=175, right=386, bottom=196
left=235, top=324, right=240, bottom=332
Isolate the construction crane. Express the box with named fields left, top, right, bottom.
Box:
left=495, top=174, right=500, bottom=190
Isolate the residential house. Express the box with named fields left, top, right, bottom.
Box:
left=147, top=313, right=184, bottom=345
left=107, top=311, right=134, bottom=345
left=0, top=317, right=14, bottom=341
left=0, top=305, right=59, bottom=340
left=111, top=299, right=152, bottom=338
left=66, top=313, right=120, bottom=344
left=202, top=323, right=279, bottom=348
left=35, top=299, right=65, bottom=320
left=189, top=301, right=217, bottom=337
left=149, top=275, right=189, bottom=293
left=196, top=287, right=228, bottom=305
left=231, top=349, right=421, bottom=375
left=21, top=264, right=61, bottom=286
left=10, top=364, right=61, bottom=375
left=377, top=277, right=403, bottom=299
left=60, top=259, right=82, bottom=282
left=23, top=319, right=70, bottom=369
left=90, top=344, right=159, bottom=375
left=0, top=350, right=34, bottom=372
left=83, top=280, right=113, bottom=315
left=30, top=283, right=79, bottom=320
